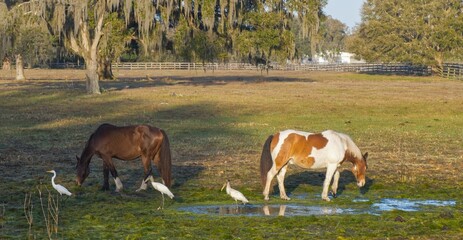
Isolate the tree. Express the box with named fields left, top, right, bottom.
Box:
left=98, top=12, right=133, bottom=80
left=348, top=0, right=463, bottom=73
left=1, top=1, right=55, bottom=80
left=14, top=25, right=55, bottom=68
left=287, top=0, right=327, bottom=59
left=236, top=12, right=282, bottom=67
left=317, top=16, right=347, bottom=63
left=235, top=11, right=294, bottom=69
left=8, top=0, right=158, bottom=94
left=0, top=2, right=8, bottom=64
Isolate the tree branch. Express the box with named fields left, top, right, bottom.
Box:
left=91, top=14, right=105, bottom=52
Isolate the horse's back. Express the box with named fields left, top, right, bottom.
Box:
left=319, top=130, right=363, bottom=163
left=271, top=129, right=353, bottom=167
left=89, top=124, right=161, bottom=155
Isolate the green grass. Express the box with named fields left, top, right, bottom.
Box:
left=0, top=70, right=462, bottom=239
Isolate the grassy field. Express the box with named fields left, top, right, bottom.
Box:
left=0, top=69, right=462, bottom=239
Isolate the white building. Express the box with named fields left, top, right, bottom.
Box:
left=313, top=52, right=365, bottom=64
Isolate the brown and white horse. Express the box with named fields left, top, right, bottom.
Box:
left=76, top=124, right=172, bottom=192
left=260, top=130, right=368, bottom=201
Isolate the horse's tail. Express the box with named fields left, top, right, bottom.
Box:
left=260, top=135, right=274, bottom=188
left=158, top=129, right=172, bottom=187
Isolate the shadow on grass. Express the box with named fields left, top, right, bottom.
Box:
left=0, top=73, right=316, bottom=92
left=67, top=102, right=247, bottom=191
left=0, top=84, right=255, bottom=191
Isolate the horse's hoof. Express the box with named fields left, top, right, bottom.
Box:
left=322, top=197, right=331, bottom=202
left=264, top=197, right=270, bottom=201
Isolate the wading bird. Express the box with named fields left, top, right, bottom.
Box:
left=47, top=170, right=72, bottom=196
left=221, top=180, right=249, bottom=205
left=145, top=176, right=174, bottom=210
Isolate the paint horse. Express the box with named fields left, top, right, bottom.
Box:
left=76, top=123, right=172, bottom=192
left=260, top=130, right=368, bottom=201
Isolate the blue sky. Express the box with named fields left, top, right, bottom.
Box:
left=324, top=0, right=365, bottom=29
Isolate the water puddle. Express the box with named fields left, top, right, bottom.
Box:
left=372, top=198, right=456, bottom=212
left=177, top=198, right=456, bottom=217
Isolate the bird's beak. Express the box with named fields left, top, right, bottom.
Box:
left=221, top=183, right=226, bottom=191
left=46, top=170, right=52, bottom=173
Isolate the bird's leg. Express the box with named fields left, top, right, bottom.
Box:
left=157, top=194, right=165, bottom=210
left=162, top=194, right=165, bottom=209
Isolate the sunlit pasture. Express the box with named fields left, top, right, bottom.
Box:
left=0, top=69, right=462, bottom=239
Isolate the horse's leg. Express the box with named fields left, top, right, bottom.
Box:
left=330, top=170, right=340, bottom=198
left=263, top=166, right=278, bottom=201
left=102, top=162, right=110, bottom=191
left=276, top=165, right=290, bottom=200
left=153, top=151, right=166, bottom=185
left=102, top=155, right=123, bottom=192
left=136, top=155, right=152, bottom=192
left=321, top=164, right=338, bottom=201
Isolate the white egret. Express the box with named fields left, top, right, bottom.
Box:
left=145, top=176, right=174, bottom=210
left=47, top=170, right=72, bottom=196
left=221, top=180, right=249, bottom=205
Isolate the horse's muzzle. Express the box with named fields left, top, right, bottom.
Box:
left=357, top=179, right=365, bottom=187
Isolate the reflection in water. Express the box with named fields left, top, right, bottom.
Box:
left=262, top=205, right=287, bottom=216
left=179, top=204, right=354, bottom=216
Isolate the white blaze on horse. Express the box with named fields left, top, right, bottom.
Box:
left=260, top=130, right=368, bottom=201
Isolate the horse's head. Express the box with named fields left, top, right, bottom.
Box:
left=76, top=155, right=90, bottom=186
left=352, top=152, right=368, bottom=187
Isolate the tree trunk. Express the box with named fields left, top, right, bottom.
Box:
left=15, top=54, right=26, bottom=80
left=85, top=59, right=101, bottom=94
left=2, top=56, right=11, bottom=70
left=98, top=57, right=115, bottom=80
left=434, top=52, right=444, bottom=76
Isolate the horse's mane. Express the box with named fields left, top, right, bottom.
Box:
left=79, top=132, right=96, bottom=163
left=337, top=132, right=362, bottom=160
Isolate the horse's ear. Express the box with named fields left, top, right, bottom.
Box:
left=363, top=152, right=368, bottom=161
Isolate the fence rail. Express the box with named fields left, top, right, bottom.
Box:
left=110, top=62, right=432, bottom=75
left=47, top=62, right=437, bottom=76
left=442, top=63, right=463, bottom=80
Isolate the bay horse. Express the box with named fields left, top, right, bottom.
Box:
left=76, top=123, right=172, bottom=192
left=260, top=129, right=368, bottom=201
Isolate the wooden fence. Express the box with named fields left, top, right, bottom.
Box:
left=110, top=62, right=432, bottom=75
left=442, top=63, right=463, bottom=80
left=49, top=62, right=434, bottom=76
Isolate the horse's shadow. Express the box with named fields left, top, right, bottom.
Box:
left=171, top=164, right=205, bottom=188
left=272, top=170, right=373, bottom=198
